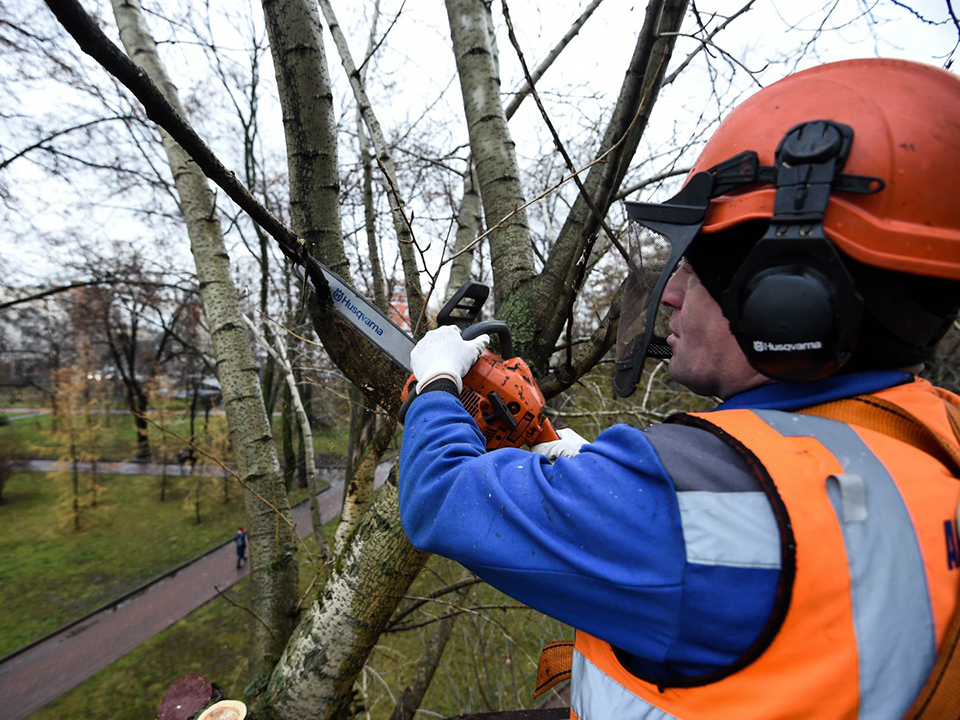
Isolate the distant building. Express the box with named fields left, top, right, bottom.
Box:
left=389, top=284, right=410, bottom=330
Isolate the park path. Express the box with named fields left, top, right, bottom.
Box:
left=0, top=460, right=393, bottom=720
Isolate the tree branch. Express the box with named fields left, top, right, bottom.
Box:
left=41, top=0, right=326, bottom=293
left=502, top=0, right=605, bottom=119
left=0, top=114, right=136, bottom=171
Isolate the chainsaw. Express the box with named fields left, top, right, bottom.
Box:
left=398, top=281, right=559, bottom=450
left=303, top=259, right=558, bottom=451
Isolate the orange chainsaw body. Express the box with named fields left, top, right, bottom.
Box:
left=400, top=280, right=559, bottom=451
left=401, top=350, right=559, bottom=450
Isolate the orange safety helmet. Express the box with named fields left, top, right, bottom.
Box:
left=615, top=58, right=960, bottom=397
left=691, top=58, right=960, bottom=280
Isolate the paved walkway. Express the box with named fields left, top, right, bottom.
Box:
left=19, top=458, right=251, bottom=478
left=0, top=460, right=393, bottom=720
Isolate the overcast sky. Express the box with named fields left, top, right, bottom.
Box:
left=1, top=0, right=957, bottom=294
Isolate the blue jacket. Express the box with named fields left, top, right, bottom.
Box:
left=398, top=370, right=912, bottom=678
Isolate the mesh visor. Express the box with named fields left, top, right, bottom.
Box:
left=616, top=223, right=675, bottom=365
left=613, top=172, right=714, bottom=397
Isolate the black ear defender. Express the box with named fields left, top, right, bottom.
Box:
left=721, top=121, right=877, bottom=381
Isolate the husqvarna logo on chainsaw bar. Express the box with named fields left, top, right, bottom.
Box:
left=333, top=287, right=385, bottom=337
left=753, top=340, right=824, bottom=352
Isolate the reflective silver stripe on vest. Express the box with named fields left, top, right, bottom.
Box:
left=756, top=410, right=936, bottom=720
left=677, top=491, right=780, bottom=569
left=571, top=649, right=678, bottom=719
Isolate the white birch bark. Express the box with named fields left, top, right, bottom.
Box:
left=260, top=0, right=350, bottom=278
left=263, top=468, right=428, bottom=718
left=317, top=0, right=426, bottom=333
left=243, top=315, right=329, bottom=559
left=446, top=162, right=483, bottom=300
left=445, top=0, right=536, bottom=310
left=359, top=122, right=386, bottom=311
left=110, top=0, right=299, bottom=689
left=260, top=0, right=410, bottom=409
left=445, top=0, right=600, bottom=301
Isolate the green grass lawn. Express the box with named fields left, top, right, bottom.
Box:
left=0, top=471, right=253, bottom=657
left=0, top=410, right=348, bottom=462
left=32, top=526, right=571, bottom=719
left=32, top=568, right=259, bottom=720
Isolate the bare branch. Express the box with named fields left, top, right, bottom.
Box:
left=662, top=0, right=756, bottom=86
left=0, top=115, right=135, bottom=171
left=502, top=0, right=605, bottom=119
left=614, top=166, right=692, bottom=201
left=387, top=576, right=484, bottom=628
left=42, top=0, right=324, bottom=292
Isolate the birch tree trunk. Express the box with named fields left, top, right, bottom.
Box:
left=110, top=0, right=299, bottom=690
left=258, top=0, right=430, bottom=715
left=262, top=468, right=428, bottom=719
left=261, top=0, right=408, bottom=408
left=444, top=0, right=601, bottom=301
left=259, top=0, right=349, bottom=279
left=335, top=403, right=396, bottom=558
left=446, top=163, right=483, bottom=300
left=445, top=0, right=536, bottom=310
left=244, top=316, right=329, bottom=559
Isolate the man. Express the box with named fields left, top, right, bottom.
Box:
left=398, top=59, right=960, bottom=718
left=234, top=526, right=247, bottom=569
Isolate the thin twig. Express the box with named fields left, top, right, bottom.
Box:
left=383, top=605, right=533, bottom=634
left=659, top=31, right=766, bottom=85
left=661, top=0, right=755, bottom=86
left=388, top=577, right=484, bottom=628
left=214, top=584, right=280, bottom=650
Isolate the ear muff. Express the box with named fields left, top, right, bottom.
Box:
left=722, top=235, right=863, bottom=381
left=720, top=120, right=866, bottom=381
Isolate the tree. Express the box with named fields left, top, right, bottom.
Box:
left=110, top=0, right=300, bottom=691
left=49, top=359, right=106, bottom=530
left=0, top=420, right=25, bottom=505
left=63, top=254, right=192, bottom=460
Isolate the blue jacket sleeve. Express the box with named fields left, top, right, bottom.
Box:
left=398, top=391, right=688, bottom=662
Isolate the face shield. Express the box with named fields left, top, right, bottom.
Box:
left=613, top=172, right=714, bottom=398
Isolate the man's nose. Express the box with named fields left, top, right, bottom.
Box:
left=661, top=267, right=684, bottom=309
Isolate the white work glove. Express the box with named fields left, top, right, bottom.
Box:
left=531, top=428, right=588, bottom=460
left=410, top=325, right=490, bottom=393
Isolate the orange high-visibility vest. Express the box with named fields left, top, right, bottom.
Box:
left=571, top=379, right=960, bottom=719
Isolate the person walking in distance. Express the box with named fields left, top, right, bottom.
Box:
left=233, top=526, right=247, bottom=569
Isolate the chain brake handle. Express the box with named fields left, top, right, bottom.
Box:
left=436, top=280, right=489, bottom=331
left=398, top=288, right=558, bottom=447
